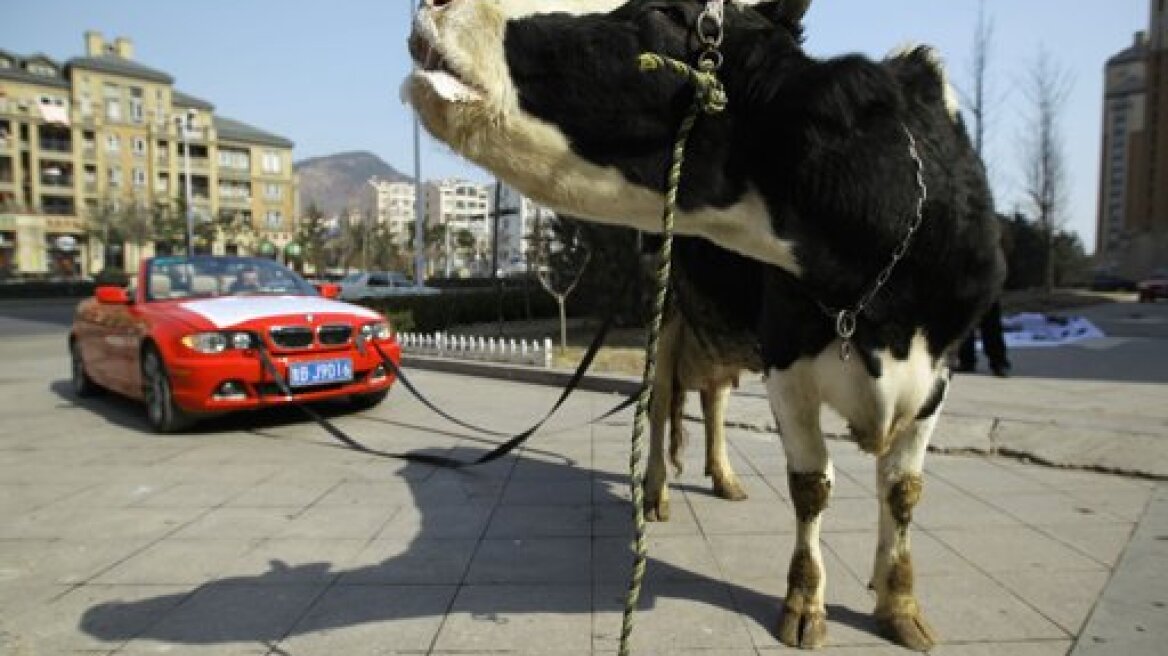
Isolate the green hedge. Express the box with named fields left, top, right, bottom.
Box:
left=0, top=280, right=96, bottom=299
left=358, top=288, right=559, bottom=333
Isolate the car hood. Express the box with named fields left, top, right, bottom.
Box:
left=169, top=296, right=380, bottom=330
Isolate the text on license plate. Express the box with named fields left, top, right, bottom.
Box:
left=288, top=358, right=353, bottom=387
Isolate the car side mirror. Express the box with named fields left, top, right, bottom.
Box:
left=316, top=283, right=340, bottom=299
left=95, top=285, right=131, bottom=305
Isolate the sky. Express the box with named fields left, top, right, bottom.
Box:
left=2, top=0, right=1151, bottom=252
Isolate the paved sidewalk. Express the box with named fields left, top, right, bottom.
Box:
left=0, top=331, right=1165, bottom=655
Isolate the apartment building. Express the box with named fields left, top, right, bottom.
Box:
left=0, top=31, right=297, bottom=277
left=369, top=177, right=417, bottom=241
left=425, top=178, right=490, bottom=276
left=1097, top=0, right=1168, bottom=271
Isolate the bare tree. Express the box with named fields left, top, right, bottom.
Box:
left=533, top=214, right=590, bottom=352
left=1020, top=48, right=1073, bottom=292
left=961, top=0, right=995, bottom=159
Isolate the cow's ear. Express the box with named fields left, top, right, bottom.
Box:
left=747, top=0, right=812, bottom=26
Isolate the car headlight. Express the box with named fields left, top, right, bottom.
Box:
left=182, top=331, right=255, bottom=353
left=360, top=321, right=392, bottom=341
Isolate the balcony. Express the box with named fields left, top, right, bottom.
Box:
left=38, top=139, right=73, bottom=157
left=40, top=176, right=75, bottom=190
left=219, top=195, right=252, bottom=209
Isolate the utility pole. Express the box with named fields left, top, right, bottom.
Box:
left=410, top=1, right=426, bottom=287
left=175, top=109, right=196, bottom=257
left=491, top=180, right=503, bottom=336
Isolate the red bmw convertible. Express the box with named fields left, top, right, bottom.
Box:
left=69, top=255, right=402, bottom=432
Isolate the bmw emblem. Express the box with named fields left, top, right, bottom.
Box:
left=305, top=314, right=314, bottom=323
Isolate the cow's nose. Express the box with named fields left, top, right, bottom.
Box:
left=426, top=0, right=454, bottom=7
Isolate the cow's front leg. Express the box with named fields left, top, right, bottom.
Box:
left=871, top=386, right=945, bottom=651
left=701, top=384, right=747, bottom=501
left=768, top=369, right=832, bottom=649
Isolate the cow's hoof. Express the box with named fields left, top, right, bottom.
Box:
left=879, top=611, right=938, bottom=652
left=712, top=476, right=748, bottom=501
left=777, top=606, right=828, bottom=649
left=643, top=489, right=671, bottom=522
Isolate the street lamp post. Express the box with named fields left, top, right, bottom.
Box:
left=175, top=109, right=197, bottom=257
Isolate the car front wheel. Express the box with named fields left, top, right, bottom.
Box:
left=142, top=347, right=193, bottom=433
left=69, top=339, right=101, bottom=397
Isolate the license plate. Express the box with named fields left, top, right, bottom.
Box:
left=288, top=358, right=353, bottom=388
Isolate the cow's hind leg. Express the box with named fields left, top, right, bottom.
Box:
left=768, top=369, right=832, bottom=649
left=644, top=314, right=682, bottom=522
left=871, top=382, right=946, bottom=651
left=701, top=384, right=747, bottom=501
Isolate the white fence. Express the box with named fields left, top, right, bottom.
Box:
left=397, top=332, right=554, bottom=368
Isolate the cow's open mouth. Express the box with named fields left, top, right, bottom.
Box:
left=408, top=31, right=484, bottom=103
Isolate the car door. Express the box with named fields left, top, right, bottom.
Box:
left=99, top=299, right=146, bottom=396
left=365, top=273, right=391, bottom=299
left=73, top=298, right=111, bottom=386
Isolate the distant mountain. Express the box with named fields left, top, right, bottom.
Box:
left=295, top=150, right=411, bottom=217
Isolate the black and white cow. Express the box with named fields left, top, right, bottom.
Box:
left=405, top=0, right=1005, bottom=650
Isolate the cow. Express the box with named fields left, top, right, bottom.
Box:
left=647, top=236, right=763, bottom=520
left=404, top=0, right=1005, bottom=651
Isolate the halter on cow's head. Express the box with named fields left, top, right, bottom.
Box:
left=405, top=0, right=812, bottom=253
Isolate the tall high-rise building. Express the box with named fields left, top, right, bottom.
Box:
left=494, top=182, right=557, bottom=276
left=369, top=177, right=417, bottom=241
left=0, top=31, right=297, bottom=277
left=1097, top=0, right=1168, bottom=270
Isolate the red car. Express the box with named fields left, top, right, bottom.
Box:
left=69, top=255, right=402, bottom=432
left=1137, top=270, right=1168, bottom=303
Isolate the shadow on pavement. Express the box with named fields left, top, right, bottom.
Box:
left=77, top=449, right=884, bottom=649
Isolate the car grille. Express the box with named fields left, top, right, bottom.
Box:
left=318, top=324, right=353, bottom=345
left=269, top=326, right=313, bottom=349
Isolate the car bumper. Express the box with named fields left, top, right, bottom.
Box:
left=164, top=341, right=402, bottom=414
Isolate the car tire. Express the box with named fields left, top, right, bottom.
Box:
left=350, top=389, right=389, bottom=411
left=69, top=338, right=101, bottom=397
left=141, top=347, right=193, bottom=433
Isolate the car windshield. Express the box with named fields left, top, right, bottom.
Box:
left=145, top=256, right=318, bottom=301
left=340, top=273, right=364, bottom=284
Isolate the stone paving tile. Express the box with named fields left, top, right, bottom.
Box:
left=929, top=525, right=1112, bottom=573
left=916, top=571, right=1070, bottom=642
left=338, top=538, right=478, bottom=585
left=501, top=477, right=594, bottom=506
left=222, top=479, right=338, bottom=509
left=487, top=504, right=595, bottom=538
left=464, top=537, right=592, bottom=584
left=686, top=497, right=795, bottom=535
left=593, top=580, right=758, bottom=654
left=275, top=584, right=458, bottom=655
left=593, top=534, right=723, bottom=584
left=275, top=506, right=396, bottom=540
left=925, top=457, right=1056, bottom=495
left=993, top=569, right=1112, bottom=635
left=0, top=506, right=201, bottom=541
left=215, top=539, right=370, bottom=584
left=592, top=500, right=703, bottom=537
left=116, top=583, right=326, bottom=650
left=168, top=508, right=295, bottom=541
left=373, top=502, right=495, bottom=540
left=432, top=584, right=593, bottom=654
left=91, top=539, right=259, bottom=585
left=821, top=529, right=975, bottom=579
left=0, top=538, right=158, bottom=586
left=977, top=490, right=1149, bottom=526
left=912, top=488, right=1029, bottom=530
left=1036, top=523, right=1138, bottom=568
left=2, top=584, right=193, bottom=654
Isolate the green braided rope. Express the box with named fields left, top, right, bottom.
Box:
left=619, top=53, right=726, bottom=656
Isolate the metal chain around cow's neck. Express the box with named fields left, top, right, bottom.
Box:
left=817, top=125, right=928, bottom=361
left=618, top=48, right=727, bottom=656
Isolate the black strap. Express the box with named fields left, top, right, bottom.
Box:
left=254, top=306, right=639, bottom=469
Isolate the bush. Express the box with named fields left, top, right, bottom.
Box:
left=358, top=288, right=559, bottom=333
left=94, top=267, right=129, bottom=286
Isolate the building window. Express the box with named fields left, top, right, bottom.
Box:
left=132, top=137, right=147, bottom=156
left=261, top=151, right=281, bottom=174
left=103, top=83, right=121, bottom=121
left=129, top=87, right=144, bottom=123
left=105, top=134, right=120, bottom=153
left=108, top=165, right=122, bottom=187
left=265, top=211, right=283, bottom=230
left=264, top=183, right=282, bottom=201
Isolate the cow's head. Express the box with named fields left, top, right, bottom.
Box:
left=405, top=0, right=811, bottom=250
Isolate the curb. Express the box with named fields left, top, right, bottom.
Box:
left=401, top=353, right=643, bottom=396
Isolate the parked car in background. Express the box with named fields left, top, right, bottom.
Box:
left=1088, top=272, right=1139, bottom=293
left=1137, top=270, right=1168, bottom=303
left=338, top=271, right=441, bottom=301
left=69, top=256, right=402, bottom=432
